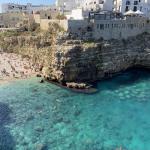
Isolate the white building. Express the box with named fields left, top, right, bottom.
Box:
left=114, top=0, right=150, bottom=17
left=1, top=3, right=55, bottom=14
left=55, top=0, right=84, bottom=12
left=66, top=8, right=85, bottom=19
left=56, top=0, right=76, bottom=11
left=83, top=0, right=114, bottom=11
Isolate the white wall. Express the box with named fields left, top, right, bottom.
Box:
left=117, top=0, right=150, bottom=18
left=56, top=0, right=77, bottom=11
left=66, top=8, right=84, bottom=20
left=83, top=0, right=114, bottom=11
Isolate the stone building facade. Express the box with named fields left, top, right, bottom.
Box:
left=0, top=12, right=28, bottom=28
left=1, top=3, right=55, bottom=14
left=83, top=0, right=114, bottom=11
left=93, top=16, right=148, bottom=40
left=38, top=14, right=149, bottom=40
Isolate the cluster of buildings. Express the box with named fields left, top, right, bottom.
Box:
left=0, top=0, right=150, bottom=40
left=55, top=0, right=150, bottom=17
left=1, top=3, right=56, bottom=14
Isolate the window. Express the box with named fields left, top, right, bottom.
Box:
left=130, top=24, right=134, bottom=29
left=125, top=6, right=129, bottom=12
left=97, top=24, right=99, bottom=29
left=100, top=24, right=104, bottom=30
left=87, top=26, right=92, bottom=31
left=134, top=1, right=138, bottom=5
left=133, top=6, right=137, bottom=11
left=140, top=7, right=142, bottom=11
left=126, top=1, right=130, bottom=5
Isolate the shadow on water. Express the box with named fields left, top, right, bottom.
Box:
left=98, top=68, right=150, bottom=91
left=0, top=102, right=16, bottom=150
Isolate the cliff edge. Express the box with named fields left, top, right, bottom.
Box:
left=1, top=29, right=150, bottom=85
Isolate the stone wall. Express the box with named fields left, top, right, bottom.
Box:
left=0, top=12, right=27, bottom=28
left=93, top=16, right=148, bottom=40
left=39, top=16, right=150, bottom=40
left=40, top=19, right=68, bottom=31
left=33, top=14, right=41, bottom=24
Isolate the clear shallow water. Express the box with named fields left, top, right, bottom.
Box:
left=1, top=69, right=150, bottom=150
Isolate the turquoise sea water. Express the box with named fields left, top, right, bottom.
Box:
left=1, top=69, right=150, bottom=150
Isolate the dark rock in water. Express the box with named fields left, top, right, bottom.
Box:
left=21, top=141, right=28, bottom=146
left=54, top=117, right=63, bottom=124
left=63, top=118, right=71, bottom=124
left=74, top=110, right=82, bottom=117
left=35, top=105, right=43, bottom=111
left=32, top=88, right=38, bottom=93
left=26, top=115, right=34, bottom=122
left=40, top=79, right=44, bottom=83
left=35, top=127, right=45, bottom=133
left=32, top=137, right=37, bottom=143
left=36, top=144, right=48, bottom=150
left=46, top=91, right=52, bottom=94
left=36, top=74, right=42, bottom=77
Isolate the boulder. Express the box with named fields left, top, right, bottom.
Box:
left=66, top=82, right=87, bottom=89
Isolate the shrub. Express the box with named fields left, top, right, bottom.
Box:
left=56, top=14, right=67, bottom=20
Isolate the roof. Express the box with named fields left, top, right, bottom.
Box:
left=135, top=10, right=144, bottom=15
left=124, top=10, right=135, bottom=16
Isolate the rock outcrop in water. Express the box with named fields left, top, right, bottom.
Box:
left=1, top=29, right=150, bottom=84
left=47, top=33, right=150, bottom=83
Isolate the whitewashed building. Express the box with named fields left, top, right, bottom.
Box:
left=113, top=0, right=150, bottom=17
left=56, top=0, right=75, bottom=11
left=55, top=0, right=83, bottom=12
left=66, top=8, right=85, bottom=19
left=83, top=0, right=114, bottom=11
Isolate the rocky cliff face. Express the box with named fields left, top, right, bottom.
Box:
left=48, top=33, right=150, bottom=83
left=1, top=33, right=150, bottom=84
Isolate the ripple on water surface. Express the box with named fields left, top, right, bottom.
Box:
left=0, top=69, right=150, bottom=150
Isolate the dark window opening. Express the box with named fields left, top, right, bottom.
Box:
left=133, top=6, right=137, bottom=11
left=100, top=24, right=104, bottom=30
left=87, top=26, right=92, bottom=31
left=126, top=1, right=130, bottom=5
left=140, top=7, right=142, bottom=11
left=134, top=1, right=138, bottom=5
left=125, top=6, right=129, bottom=12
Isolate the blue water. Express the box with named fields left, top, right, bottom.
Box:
left=1, top=69, right=150, bottom=150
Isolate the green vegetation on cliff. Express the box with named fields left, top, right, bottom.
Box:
left=0, top=22, right=65, bottom=77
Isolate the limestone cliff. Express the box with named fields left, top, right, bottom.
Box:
left=48, top=33, right=150, bottom=83
left=1, top=31, right=150, bottom=84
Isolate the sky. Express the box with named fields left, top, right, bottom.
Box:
left=0, top=0, right=55, bottom=12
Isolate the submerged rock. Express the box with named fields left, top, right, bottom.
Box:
left=36, top=144, right=48, bottom=150
left=36, top=74, right=42, bottom=77
left=39, top=79, right=44, bottom=83
left=35, top=127, right=45, bottom=133
left=74, top=110, right=82, bottom=117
